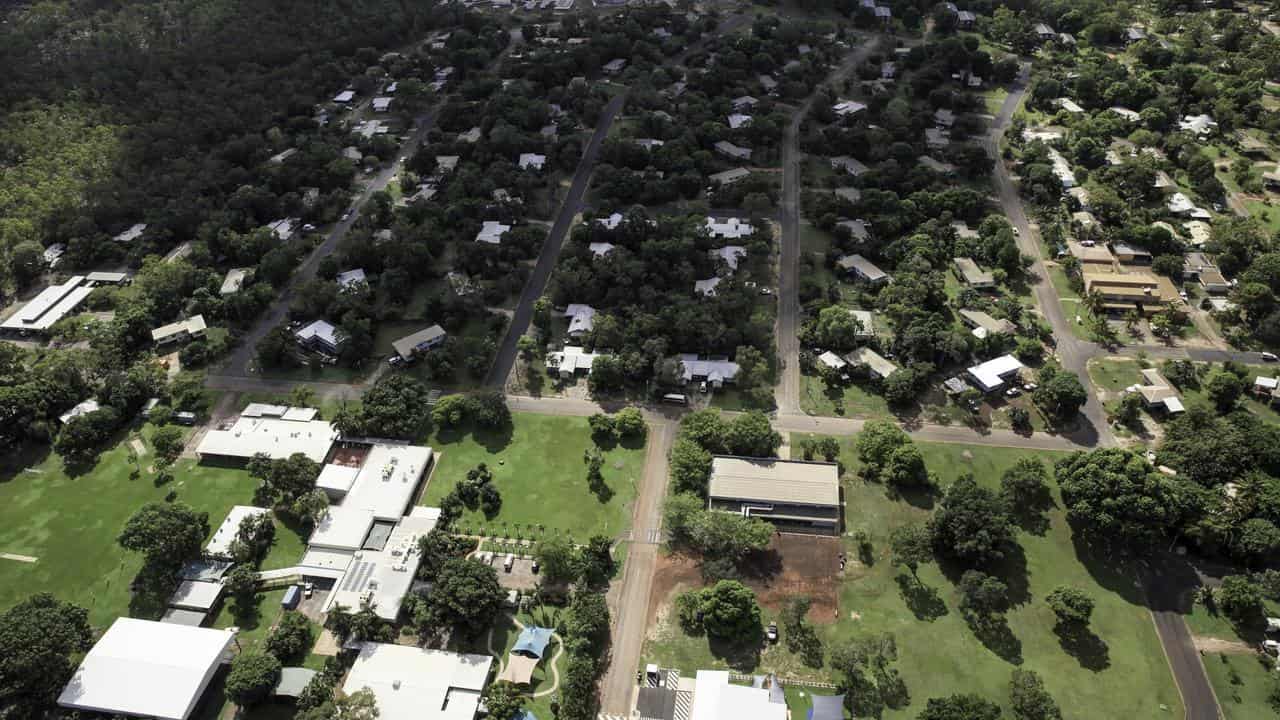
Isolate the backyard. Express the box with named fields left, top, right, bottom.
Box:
left=419, top=412, right=646, bottom=541
left=643, top=442, right=1183, bottom=719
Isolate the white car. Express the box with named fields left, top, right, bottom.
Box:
left=1262, top=352, right=1278, bottom=362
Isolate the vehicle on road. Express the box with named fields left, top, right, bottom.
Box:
left=388, top=355, right=405, bottom=367
left=341, top=211, right=351, bottom=221
left=1263, top=352, right=1278, bottom=362
left=1012, top=227, right=1020, bottom=235
left=661, top=393, right=689, bottom=405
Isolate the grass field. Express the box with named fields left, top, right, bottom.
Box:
left=1204, top=653, right=1278, bottom=720
left=419, top=413, right=646, bottom=541
left=644, top=442, right=1183, bottom=719
left=0, top=424, right=274, bottom=627
left=800, top=374, right=896, bottom=419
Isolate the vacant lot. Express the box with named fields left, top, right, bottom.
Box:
left=419, top=412, right=646, bottom=541
left=643, top=442, right=1183, bottom=719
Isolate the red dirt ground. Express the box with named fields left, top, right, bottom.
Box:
left=327, top=444, right=369, bottom=467
left=647, top=533, right=843, bottom=625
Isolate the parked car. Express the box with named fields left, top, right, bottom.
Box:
left=766, top=622, right=778, bottom=642
left=1262, top=352, right=1278, bottom=362
left=1004, top=387, right=1021, bottom=397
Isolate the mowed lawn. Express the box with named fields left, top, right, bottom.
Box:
left=0, top=425, right=301, bottom=627
left=419, top=413, right=645, bottom=540
left=644, top=442, right=1182, bottom=720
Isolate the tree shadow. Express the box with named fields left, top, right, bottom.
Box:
left=889, top=482, right=937, bottom=510
left=1009, top=494, right=1057, bottom=537
left=707, top=630, right=764, bottom=672
left=1054, top=622, right=1111, bottom=671
left=894, top=573, right=949, bottom=621
left=965, top=611, right=1024, bottom=664
left=1068, top=530, right=1150, bottom=607
left=588, top=477, right=614, bottom=504
left=0, top=442, right=51, bottom=486
left=738, top=548, right=785, bottom=583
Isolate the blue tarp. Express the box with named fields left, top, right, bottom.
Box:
left=511, top=626, right=554, bottom=659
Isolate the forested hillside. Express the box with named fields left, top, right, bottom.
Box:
left=0, top=0, right=456, bottom=288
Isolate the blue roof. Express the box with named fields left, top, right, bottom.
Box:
left=512, top=626, right=554, bottom=659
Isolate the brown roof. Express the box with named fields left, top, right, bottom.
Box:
left=709, top=457, right=839, bottom=507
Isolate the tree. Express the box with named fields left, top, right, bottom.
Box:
left=577, top=535, right=615, bottom=586
left=669, top=438, right=713, bottom=495
left=689, top=509, right=774, bottom=560
left=469, top=391, right=511, bottom=429
left=829, top=633, right=907, bottom=717
left=0, top=593, right=92, bottom=720
left=265, top=611, right=313, bottom=662
left=230, top=512, right=276, bottom=565
left=1217, top=575, right=1264, bottom=626
left=1055, top=449, right=1184, bottom=550
left=1032, top=367, right=1087, bottom=422
left=226, top=652, right=282, bottom=707
left=225, top=564, right=259, bottom=604
left=420, top=559, right=505, bottom=637
left=54, top=407, right=121, bottom=464
left=562, top=589, right=611, bottom=651
left=298, top=688, right=380, bottom=720
left=816, top=436, right=841, bottom=462
left=482, top=682, right=525, bottom=720
left=354, top=374, right=434, bottom=439
left=884, top=443, right=931, bottom=488
left=118, top=502, right=209, bottom=572
left=929, top=475, right=1014, bottom=566
left=663, top=492, right=706, bottom=547
left=855, top=420, right=910, bottom=479
left=249, top=453, right=320, bottom=509
left=958, top=570, right=1009, bottom=620
left=613, top=407, right=646, bottom=439
left=690, top=580, right=762, bottom=639
left=724, top=411, right=781, bottom=457
left=889, top=524, right=933, bottom=580
left=813, top=305, right=865, bottom=351
left=999, top=458, right=1050, bottom=512
left=1232, top=518, right=1280, bottom=566
left=1009, top=669, right=1061, bottom=720
left=780, top=596, right=823, bottom=666
left=1045, top=586, right=1094, bottom=628
left=151, top=425, right=186, bottom=462
left=535, top=535, right=579, bottom=586
left=431, top=394, right=471, bottom=427
left=918, top=694, right=1002, bottom=720
left=1203, top=369, right=1243, bottom=413
left=417, top=529, right=475, bottom=581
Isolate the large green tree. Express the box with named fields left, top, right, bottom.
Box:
left=0, top=594, right=92, bottom=720
left=928, top=474, right=1014, bottom=566
left=1055, top=449, right=1186, bottom=550
left=420, top=558, right=505, bottom=637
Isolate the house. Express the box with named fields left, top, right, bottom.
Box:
left=476, top=221, right=511, bottom=245
left=151, top=315, right=207, bottom=346
left=1109, top=106, right=1141, bottom=122
left=836, top=254, right=889, bottom=284
left=336, top=268, right=367, bottom=290
left=818, top=351, right=847, bottom=371
left=967, top=354, right=1025, bottom=393
left=706, top=217, right=754, bottom=240
left=918, top=155, right=957, bottom=175
left=58, top=398, right=101, bottom=425
left=1082, top=270, right=1179, bottom=314
left=267, top=218, right=296, bottom=241
left=333, top=90, right=356, bottom=103
left=709, top=168, right=752, bottom=186
left=953, top=257, right=995, bottom=288
left=925, top=127, right=950, bottom=149
left=343, top=146, right=363, bottom=162
left=833, top=100, right=867, bottom=117
left=957, top=10, right=976, bottom=27
left=848, top=347, right=898, bottom=379
left=1047, top=149, right=1076, bottom=189
left=836, top=219, right=870, bottom=243
left=874, top=5, right=891, bottom=22
left=731, top=96, right=759, bottom=111
left=341, top=643, right=491, bottom=720
left=635, top=138, right=664, bottom=150
left=198, top=404, right=336, bottom=463
left=695, top=277, right=722, bottom=297
left=951, top=221, right=979, bottom=239
left=1022, top=126, right=1065, bottom=143
left=563, top=304, right=597, bottom=337
left=269, top=148, right=297, bottom=164
left=679, top=354, right=740, bottom=388
left=518, top=153, right=547, bottom=171
left=42, top=243, right=65, bottom=268
left=546, top=346, right=608, bottom=378
left=727, top=113, right=753, bottom=129
left=113, top=223, right=147, bottom=243
left=710, top=246, right=748, bottom=271
left=295, top=319, right=343, bottom=354
left=850, top=309, right=876, bottom=338
left=436, top=155, right=460, bottom=173
left=933, top=108, right=956, bottom=127
left=1110, top=243, right=1151, bottom=265
left=1126, top=26, right=1147, bottom=43
left=1055, top=98, right=1085, bottom=114
left=713, top=140, right=753, bottom=161
left=1068, top=240, right=1117, bottom=268
left=1034, top=23, right=1057, bottom=41
left=457, top=127, right=482, bottom=143
left=1068, top=186, right=1092, bottom=211
left=834, top=187, right=862, bottom=203
left=708, top=457, right=841, bottom=535
left=588, top=242, right=616, bottom=258
left=1166, top=192, right=1199, bottom=216
left=830, top=155, right=869, bottom=176
left=391, top=325, right=447, bottom=361
left=1128, top=368, right=1184, bottom=414
left=758, top=74, right=779, bottom=94
left=1179, top=114, right=1218, bottom=136
left=1, top=276, right=95, bottom=334
left=1183, top=252, right=1229, bottom=294
left=959, top=309, right=1015, bottom=339
left=57, top=619, right=237, bottom=720
left=371, top=97, right=393, bottom=112
left=602, top=58, right=627, bottom=75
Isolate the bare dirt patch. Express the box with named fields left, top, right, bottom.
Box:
left=1193, top=636, right=1256, bottom=655
left=646, top=534, right=842, bottom=626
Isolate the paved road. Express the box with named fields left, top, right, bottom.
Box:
left=1146, top=568, right=1222, bottom=720
left=484, top=91, right=628, bottom=390
left=597, top=420, right=676, bottom=715
left=984, top=64, right=1114, bottom=449
left=776, top=35, right=888, bottom=415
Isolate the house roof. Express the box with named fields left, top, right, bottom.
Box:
left=197, top=413, right=336, bottom=463
left=959, top=309, right=1015, bottom=337
left=168, top=580, right=223, bottom=611
left=690, top=670, right=786, bottom=720
left=968, top=354, right=1024, bottom=390
left=220, top=268, right=252, bottom=295
left=1, top=276, right=95, bottom=332
left=727, top=114, right=753, bottom=129
left=476, top=221, right=511, bottom=244
left=57, top=619, right=236, bottom=720
left=564, top=304, right=597, bottom=335
left=836, top=254, right=887, bottom=281
left=953, top=257, right=994, bottom=285
left=709, top=457, right=839, bottom=508
left=709, top=167, right=752, bottom=184
left=336, top=269, right=367, bottom=289
left=694, top=277, right=722, bottom=296
left=58, top=398, right=101, bottom=425
left=706, top=217, right=753, bottom=239
left=392, top=325, right=447, bottom=359
left=342, top=642, right=492, bottom=720
left=205, top=505, right=271, bottom=558
left=848, top=347, right=897, bottom=378
left=296, top=319, right=341, bottom=348
left=679, top=355, right=740, bottom=383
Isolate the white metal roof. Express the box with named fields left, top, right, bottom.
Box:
left=325, top=507, right=440, bottom=619
left=1, top=276, right=93, bottom=331
left=336, top=269, right=367, bottom=289
left=391, top=325, right=447, bottom=360
left=309, top=505, right=376, bottom=550
left=706, top=217, right=753, bottom=239
left=295, top=319, right=341, bottom=348
left=343, top=444, right=432, bottom=520
left=113, top=223, right=147, bottom=243
left=342, top=641, right=491, bottom=720
left=476, top=221, right=510, bottom=244
left=59, top=399, right=101, bottom=425
left=690, top=670, right=786, bottom=720
left=152, top=315, right=207, bottom=343
left=220, top=268, right=252, bottom=295
left=694, top=277, right=721, bottom=296
left=168, top=580, right=223, bottom=611
left=564, top=304, right=597, bottom=335
left=317, top=463, right=361, bottom=496
left=518, top=153, right=546, bottom=170
left=196, top=415, right=336, bottom=462
left=58, top=618, right=235, bottom=720
left=968, top=354, right=1025, bottom=391
left=205, top=505, right=271, bottom=558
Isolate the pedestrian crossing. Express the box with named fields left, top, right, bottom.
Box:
left=622, top=528, right=664, bottom=545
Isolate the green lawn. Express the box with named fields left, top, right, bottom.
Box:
left=1087, top=357, right=1142, bottom=393
left=800, top=374, right=896, bottom=420
left=982, top=87, right=1010, bottom=115
left=644, top=442, right=1183, bottom=719
left=419, top=413, right=646, bottom=541
left=1204, top=652, right=1279, bottom=720
left=0, top=424, right=264, bottom=627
